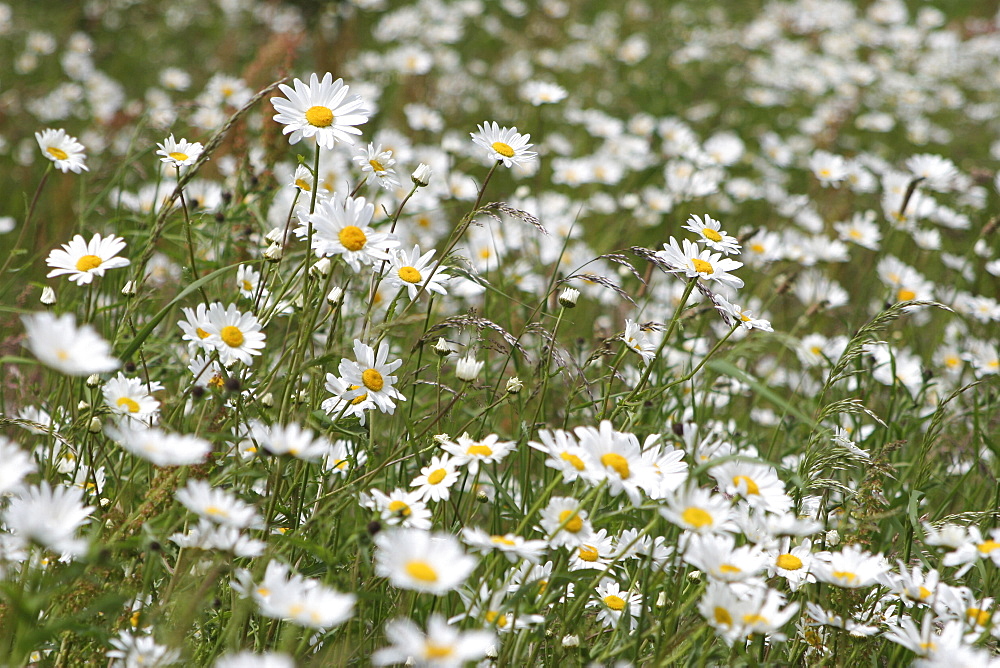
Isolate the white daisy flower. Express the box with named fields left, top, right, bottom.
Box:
left=372, top=615, right=495, bottom=667
left=35, top=128, right=88, bottom=173
left=440, top=433, right=516, bottom=475
left=247, top=421, right=330, bottom=461
left=353, top=142, right=400, bottom=190
left=337, top=340, right=405, bottom=415
left=21, top=312, right=119, bottom=376
left=301, top=193, right=399, bottom=272
left=270, top=72, right=369, bottom=149
left=657, top=237, right=744, bottom=289
left=409, top=454, right=460, bottom=502
left=156, top=134, right=204, bottom=167
left=374, top=528, right=476, bottom=596
left=102, top=373, right=160, bottom=423
left=46, top=233, right=130, bottom=285
left=622, top=319, right=657, bottom=363
left=104, top=422, right=212, bottom=467
left=471, top=121, right=537, bottom=168
left=3, top=481, right=93, bottom=556
left=385, top=245, right=449, bottom=301
left=202, top=303, right=266, bottom=367
left=683, top=214, right=741, bottom=255
left=322, top=373, right=377, bottom=424
left=176, top=479, right=261, bottom=529
left=590, top=580, right=642, bottom=631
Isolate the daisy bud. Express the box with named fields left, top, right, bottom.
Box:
left=78, top=401, right=90, bottom=410
left=657, top=591, right=668, bottom=606
left=311, top=257, right=332, bottom=277
left=561, top=635, right=580, bottom=648
left=688, top=569, right=702, bottom=581
left=432, top=337, right=452, bottom=357
left=433, top=433, right=450, bottom=444
left=88, top=416, right=102, bottom=433
left=558, top=287, right=580, bottom=308
left=260, top=392, right=273, bottom=407
left=40, top=286, right=56, bottom=305
left=411, top=163, right=433, bottom=187
left=455, top=354, right=484, bottom=382
left=476, top=490, right=490, bottom=503
left=505, top=376, right=523, bottom=394
left=263, top=242, right=283, bottom=262
left=825, top=530, right=840, bottom=547
left=264, top=227, right=284, bottom=243
left=86, top=374, right=102, bottom=388
left=121, top=280, right=137, bottom=296
left=326, top=287, right=344, bottom=305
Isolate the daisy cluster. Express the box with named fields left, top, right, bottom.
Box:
left=1, top=0, right=1000, bottom=666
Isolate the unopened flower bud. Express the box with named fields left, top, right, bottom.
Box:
left=505, top=376, right=523, bottom=394
left=561, top=635, right=580, bottom=648
left=825, top=530, right=840, bottom=547
left=40, top=286, right=56, bottom=305
left=687, top=569, right=702, bottom=581
left=77, top=401, right=90, bottom=411
left=121, top=280, right=137, bottom=296
left=455, top=354, right=484, bottom=382
left=86, top=374, right=102, bottom=388
left=326, top=287, right=344, bottom=305
left=263, top=242, right=283, bottom=262
left=260, top=392, right=274, bottom=407
left=88, top=417, right=102, bottom=433
left=411, top=163, right=432, bottom=187
left=432, top=337, right=451, bottom=357
left=311, top=257, right=332, bottom=277
left=264, top=227, right=284, bottom=243
left=558, top=287, right=580, bottom=308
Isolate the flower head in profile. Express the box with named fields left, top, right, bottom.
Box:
left=35, top=128, right=88, bottom=173
left=22, top=312, right=119, bottom=376
left=372, top=614, right=495, bottom=667
left=156, top=134, right=204, bottom=167
left=46, top=233, right=130, bottom=285
left=271, top=73, right=369, bottom=149
left=657, top=237, right=744, bottom=289
left=471, top=121, right=537, bottom=168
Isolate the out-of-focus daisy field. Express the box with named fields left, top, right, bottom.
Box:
left=1, top=0, right=1000, bottom=665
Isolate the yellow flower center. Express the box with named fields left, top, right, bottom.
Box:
left=978, top=540, right=1000, bottom=554
left=294, top=178, right=311, bottom=191
left=76, top=254, right=103, bottom=272
left=702, top=228, right=723, bottom=242
left=681, top=506, right=713, bottom=528
left=169, top=151, right=189, bottom=162
left=600, top=452, right=630, bottom=479
left=733, top=475, right=760, bottom=495
left=398, top=266, right=421, bottom=283
left=405, top=560, right=438, bottom=582
left=751, top=243, right=764, bottom=253
left=719, top=563, right=741, bottom=574
left=305, top=105, right=334, bottom=127
left=241, top=280, right=253, bottom=291
left=347, top=384, right=369, bottom=405
left=714, top=606, right=733, bottom=626
left=491, top=535, right=516, bottom=546
left=832, top=570, right=859, bottom=585
left=692, top=258, right=714, bottom=275
left=220, top=325, right=245, bottom=348
left=604, top=595, right=626, bottom=611
left=917, top=586, right=932, bottom=600
left=560, top=452, right=586, bottom=471
left=484, top=610, right=508, bottom=628
left=919, top=641, right=937, bottom=652
left=196, top=327, right=210, bottom=339
left=424, top=643, right=454, bottom=659
left=427, top=468, right=447, bottom=484
left=897, top=288, right=916, bottom=302
left=116, top=397, right=141, bottom=413
left=776, top=553, right=803, bottom=570
left=558, top=509, right=583, bottom=533
left=369, top=158, right=385, bottom=172
left=256, top=587, right=270, bottom=597
left=742, top=613, right=767, bottom=625
left=205, top=505, right=228, bottom=518
left=129, top=610, right=141, bottom=627
left=491, top=141, right=515, bottom=158
left=467, top=444, right=493, bottom=457
left=578, top=545, right=599, bottom=562
left=967, top=607, right=991, bottom=626
left=47, top=146, right=69, bottom=161
left=208, top=374, right=225, bottom=389
left=361, top=369, right=384, bottom=392
left=387, top=500, right=411, bottom=517
left=339, top=225, right=367, bottom=251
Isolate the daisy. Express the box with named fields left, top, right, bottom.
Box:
left=622, top=319, right=657, bottom=363
left=35, top=128, right=88, bottom=173
left=246, top=420, right=329, bottom=461
left=178, top=303, right=215, bottom=352
left=338, top=339, right=405, bottom=415
left=905, top=153, right=958, bottom=192
left=834, top=210, right=882, bottom=250
left=106, top=630, right=179, bottom=667
left=290, top=164, right=321, bottom=193
left=385, top=245, right=450, bottom=301
left=156, top=134, right=204, bottom=167
left=657, top=237, right=744, bottom=289
left=374, top=528, right=476, bottom=596
left=21, top=312, right=119, bottom=376
left=0, top=437, right=35, bottom=496
left=214, top=652, right=294, bottom=668
left=3, top=481, right=93, bottom=556
left=659, top=484, right=736, bottom=535
left=568, top=528, right=615, bottom=571
left=454, top=354, right=483, bottom=383
left=520, top=81, right=568, bottom=106
left=709, top=460, right=793, bottom=514
left=46, top=233, right=130, bottom=285
left=322, top=372, right=378, bottom=423
left=175, top=480, right=260, bottom=529
left=471, top=121, right=537, bottom=168
left=410, top=454, right=460, bottom=502
left=102, top=373, right=160, bottom=423
left=170, top=519, right=266, bottom=558
left=104, top=422, right=212, bottom=467
left=811, top=544, right=889, bottom=588
left=528, top=429, right=599, bottom=484
left=590, top=580, right=642, bottom=631
left=537, top=496, right=593, bottom=548
left=362, top=488, right=432, bottom=530
left=259, top=579, right=355, bottom=631
left=323, top=439, right=367, bottom=477
left=202, top=303, right=266, bottom=367
left=684, top=533, right=768, bottom=583
left=460, top=527, right=547, bottom=564
left=808, top=150, right=848, bottom=186
left=372, top=614, right=495, bottom=668
left=575, top=420, right=657, bottom=506
left=354, top=142, right=400, bottom=189
left=713, top=294, right=773, bottom=332
left=236, top=264, right=265, bottom=299
left=302, top=193, right=399, bottom=272
left=270, top=72, right=369, bottom=149
left=439, top=433, right=516, bottom=475
left=683, top=214, right=741, bottom=255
